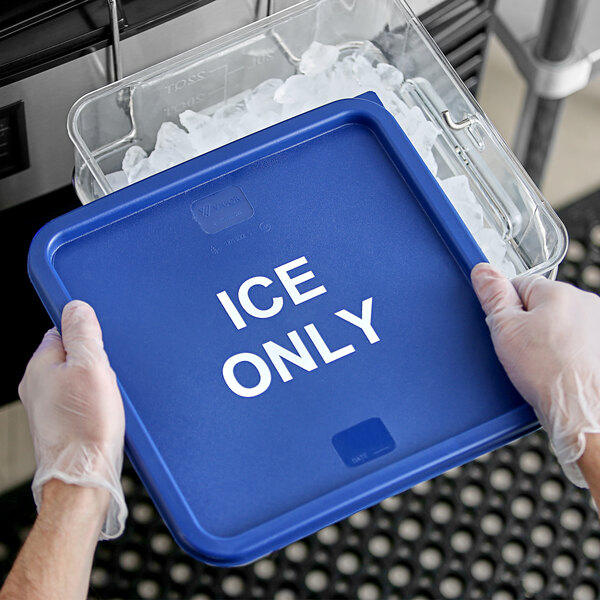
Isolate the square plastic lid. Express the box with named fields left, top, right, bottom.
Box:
left=28, top=93, right=536, bottom=565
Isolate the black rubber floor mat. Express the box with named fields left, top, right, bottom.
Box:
left=2, top=192, right=600, bottom=600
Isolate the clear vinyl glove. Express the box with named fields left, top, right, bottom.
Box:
left=471, top=262, right=600, bottom=488
left=19, top=300, right=127, bottom=539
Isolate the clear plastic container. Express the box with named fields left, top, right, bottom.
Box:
left=67, top=0, right=567, bottom=277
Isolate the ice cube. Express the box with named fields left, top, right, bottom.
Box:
left=127, top=158, right=156, bottom=184
left=475, top=227, right=507, bottom=266
left=148, top=148, right=184, bottom=172
left=105, top=170, right=129, bottom=192
left=155, top=121, right=195, bottom=161
left=409, top=121, right=440, bottom=160
left=274, top=75, right=315, bottom=105
left=376, top=63, right=404, bottom=91
left=351, top=55, right=382, bottom=90
left=299, top=42, right=340, bottom=77
left=439, top=175, right=484, bottom=231
left=245, top=78, right=284, bottom=114
left=122, top=145, right=148, bottom=179
left=179, top=110, right=211, bottom=133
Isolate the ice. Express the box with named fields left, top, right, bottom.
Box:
left=106, top=170, right=128, bottom=192
left=179, top=110, right=211, bottom=133
left=439, top=175, right=484, bottom=232
left=122, top=145, right=148, bottom=180
left=475, top=227, right=507, bottom=266
left=106, top=40, right=515, bottom=277
left=154, top=121, right=195, bottom=160
left=299, top=41, right=340, bottom=76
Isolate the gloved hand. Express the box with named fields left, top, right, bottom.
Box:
left=471, top=262, right=600, bottom=487
left=19, top=300, right=127, bottom=539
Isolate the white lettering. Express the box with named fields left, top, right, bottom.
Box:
left=217, top=291, right=247, bottom=330
left=335, top=298, right=380, bottom=344
left=274, top=256, right=327, bottom=305
left=222, top=352, right=272, bottom=398
left=304, top=323, right=355, bottom=363
left=238, top=276, right=284, bottom=320
left=263, top=331, right=318, bottom=382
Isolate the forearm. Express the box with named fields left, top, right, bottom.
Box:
left=578, top=433, right=600, bottom=510
left=0, top=479, right=109, bottom=600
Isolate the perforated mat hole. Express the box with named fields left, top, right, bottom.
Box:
left=349, top=510, right=371, bottom=528
left=567, top=239, right=586, bottom=262
left=490, top=467, right=514, bottom=491
left=0, top=543, right=8, bottom=561
left=439, top=575, right=464, bottom=599
left=137, top=579, right=161, bottom=599
left=461, top=483, right=484, bottom=507
left=398, top=517, right=423, bottom=540
left=583, top=534, right=600, bottom=559
left=170, top=562, right=193, bottom=584
left=381, top=495, right=401, bottom=512
left=413, top=481, right=433, bottom=495
left=445, top=466, right=463, bottom=479
left=511, top=495, right=534, bottom=519
left=90, top=566, right=110, bottom=588
left=131, top=502, right=155, bottom=524
left=316, top=525, right=339, bottom=545
left=337, top=551, right=361, bottom=575
left=253, top=558, right=276, bottom=580
left=471, top=558, right=494, bottom=582
left=522, top=570, right=546, bottom=595
left=357, top=580, right=383, bottom=600
left=501, top=540, right=525, bottom=565
left=419, top=546, right=443, bottom=570
left=190, top=594, right=211, bottom=600
left=150, top=533, right=174, bottom=554
left=222, top=574, right=245, bottom=597
left=368, top=534, right=393, bottom=557
left=491, top=588, right=516, bottom=600
left=119, top=550, right=143, bottom=571
left=582, top=265, right=600, bottom=288
left=121, top=475, right=136, bottom=495
left=531, top=524, right=555, bottom=547
left=388, top=563, right=411, bottom=587
left=285, top=541, right=308, bottom=562
left=305, top=568, right=329, bottom=593
left=540, top=478, right=564, bottom=502
left=552, top=553, right=576, bottom=578
left=274, top=587, right=297, bottom=600
left=561, top=507, right=585, bottom=531
left=481, top=512, right=504, bottom=536
left=431, top=501, right=453, bottom=524
left=590, top=225, right=600, bottom=247
left=450, top=529, right=474, bottom=553
left=574, top=582, right=599, bottom=600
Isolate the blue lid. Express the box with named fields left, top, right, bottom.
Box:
left=28, top=93, right=537, bottom=566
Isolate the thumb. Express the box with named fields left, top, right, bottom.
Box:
left=61, top=300, right=107, bottom=367
left=471, top=263, right=523, bottom=317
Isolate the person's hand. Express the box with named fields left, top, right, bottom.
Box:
left=471, top=262, right=600, bottom=488
left=19, top=300, right=127, bottom=539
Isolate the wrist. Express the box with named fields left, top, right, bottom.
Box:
left=577, top=433, right=600, bottom=497
left=41, top=479, right=110, bottom=534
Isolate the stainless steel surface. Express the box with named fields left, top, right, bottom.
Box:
left=108, top=0, right=124, bottom=81
left=0, top=0, right=263, bottom=210
left=0, top=0, right=447, bottom=210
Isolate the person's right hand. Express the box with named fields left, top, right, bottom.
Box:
left=19, top=300, right=127, bottom=539
left=471, top=262, right=600, bottom=488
